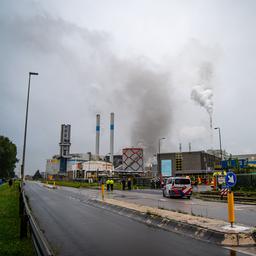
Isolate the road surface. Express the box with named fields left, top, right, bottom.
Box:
left=24, top=182, right=253, bottom=256
left=45, top=186, right=256, bottom=226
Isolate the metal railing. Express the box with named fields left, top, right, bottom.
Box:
left=20, top=185, right=54, bottom=256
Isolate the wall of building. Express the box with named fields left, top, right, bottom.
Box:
left=46, top=159, right=60, bottom=174
left=158, top=151, right=221, bottom=176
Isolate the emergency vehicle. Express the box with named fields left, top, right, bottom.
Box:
left=162, top=177, right=192, bottom=199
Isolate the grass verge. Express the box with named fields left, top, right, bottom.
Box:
left=0, top=182, right=35, bottom=256
left=44, top=180, right=150, bottom=190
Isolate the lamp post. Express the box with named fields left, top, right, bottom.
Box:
left=87, top=152, right=91, bottom=179
left=214, top=127, right=222, bottom=160
left=21, top=72, right=39, bottom=181
left=105, top=153, right=111, bottom=173
left=158, top=137, right=166, bottom=176
left=159, top=137, right=166, bottom=155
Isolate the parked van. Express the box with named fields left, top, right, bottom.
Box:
left=162, top=177, right=192, bottom=199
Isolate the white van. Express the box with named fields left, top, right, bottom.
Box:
left=162, top=177, right=192, bottom=199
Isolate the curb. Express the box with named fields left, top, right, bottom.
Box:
left=193, top=195, right=256, bottom=205
left=88, top=198, right=256, bottom=247
left=43, top=184, right=57, bottom=189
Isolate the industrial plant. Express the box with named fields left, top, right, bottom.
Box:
left=44, top=111, right=255, bottom=185
left=46, top=113, right=145, bottom=181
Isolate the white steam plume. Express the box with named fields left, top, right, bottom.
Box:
left=191, top=62, right=214, bottom=128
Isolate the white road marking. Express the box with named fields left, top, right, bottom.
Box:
left=224, top=247, right=256, bottom=256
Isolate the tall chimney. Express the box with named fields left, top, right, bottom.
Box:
left=179, top=143, right=182, bottom=153
left=110, top=112, right=114, bottom=164
left=96, top=114, right=100, bottom=159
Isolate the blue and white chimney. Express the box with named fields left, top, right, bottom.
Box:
left=110, top=112, right=114, bottom=164
left=95, top=114, right=100, bottom=159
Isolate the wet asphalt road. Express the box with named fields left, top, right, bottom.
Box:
left=24, top=182, right=250, bottom=256
left=111, top=189, right=256, bottom=226
left=55, top=186, right=256, bottom=226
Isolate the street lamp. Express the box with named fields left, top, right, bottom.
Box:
left=214, top=127, right=222, bottom=160
left=21, top=72, right=39, bottom=181
left=159, top=137, right=166, bottom=155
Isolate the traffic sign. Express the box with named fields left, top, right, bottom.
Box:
left=225, top=172, right=237, bottom=187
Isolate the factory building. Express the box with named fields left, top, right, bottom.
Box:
left=59, top=124, right=71, bottom=173
left=46, top=153, right=91, bottom=177
left=104, top=154, right=122, bottom=168
left=72, top=160, right=113, bottom=180
left=114, top=148, right=144, bottom=174
left=157, top=151, right=221, bottom=177
left=232, top=153, right=256, bottom=167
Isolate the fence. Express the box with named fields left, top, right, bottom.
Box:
left=235, top=173, right=256, bottom=190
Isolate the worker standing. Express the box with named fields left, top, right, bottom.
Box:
left=106, top=179, right=110, bottom=191
left=127, top=177, right=132, bottom=190
left=110, top=179, right=114, bottom=191
left=121, top=177, right=126, bottom=190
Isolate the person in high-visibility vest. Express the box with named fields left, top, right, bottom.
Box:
left=110, top=179, right=114, bottom=191
left=106, top=179, right=110, bottom=191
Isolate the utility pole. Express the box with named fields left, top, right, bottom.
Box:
left=158, top=138, right=166, bottom=175
left=21, top=72, right=39, bottom=181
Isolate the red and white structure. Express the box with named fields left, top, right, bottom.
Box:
left=122, top=148, right=144, bottom=172
left=220, top=188, right=228, bottom=197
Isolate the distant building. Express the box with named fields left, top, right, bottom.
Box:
left=46, top=153, right=93, bottom=176
left=233, top=153, right=256, bottom=167
left=72, top=160, right=113, bottom=179
left=233, top=153, right=256, bottom=161
left=104, top=154, right=122, bottom=168
left=157, top=151, right=221, bottom=177
left=59, top=124, right=71, bottom=173
left=46, top=158, right=60, bottom=174
left=206, top=149, right=230, bottom=159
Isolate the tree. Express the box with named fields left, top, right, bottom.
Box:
left=33, top=170, right=42, bottom=180
left=0, top=135, right=18, bottom=178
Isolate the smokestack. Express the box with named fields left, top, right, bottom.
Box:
left=110, top=112, right=114, bottom=164
left=179, top=143, right=182, bottom=153
left=96, top=114, right=100, bottom=159
left=189, top=142, right=191, bottom=152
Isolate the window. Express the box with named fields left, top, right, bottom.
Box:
left=174, top=179, right=190, bottom=185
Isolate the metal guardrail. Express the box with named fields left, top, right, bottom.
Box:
left=195, top=193, right=256, bottom=204
left=21, top=188, right=54, bottom=256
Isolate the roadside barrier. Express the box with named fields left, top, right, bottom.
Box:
left=20, top=184, right=54, bottom=256
left=195, top=191, right=256, bottom=204
left=220, top=188, right=228, bottom=197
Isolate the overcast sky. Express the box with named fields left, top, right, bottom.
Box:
left=1, top=0, right=256, bottom=175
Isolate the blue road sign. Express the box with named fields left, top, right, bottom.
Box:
left=225, top=172, right=237, bottom=187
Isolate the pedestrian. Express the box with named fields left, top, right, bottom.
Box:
left=106, top=179, right=110, bottom=191
left=8, top=179, right=13, bottom=187
left=110, top=179, right=114, bottom=191
left=121, top=177, right=126, bottom=190
left=127, top=178, right=132, bottom=190
left=194, top=180, right=198, bottom=191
